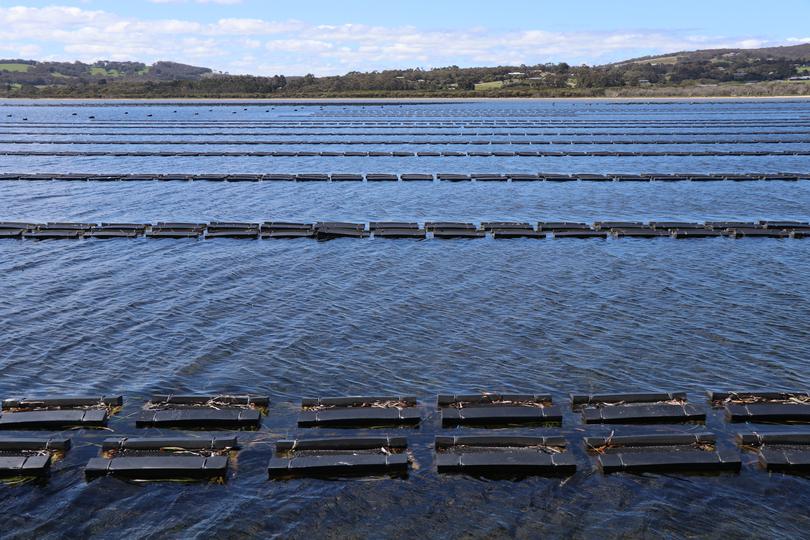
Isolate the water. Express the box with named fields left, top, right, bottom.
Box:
left=1, top=99, right=810, bottom=539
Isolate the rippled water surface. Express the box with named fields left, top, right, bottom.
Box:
left=1, top=99, right=810, bottom=539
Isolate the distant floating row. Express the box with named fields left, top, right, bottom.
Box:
left=6, top=130, right=810, bottom=137
left=6, top=119, right=807, bottom=127
left=1, top=172, right=809, bottom=182
left=3, top=150, right=810, bottom=157
left=7, top=137, right=810, bottom=145
left=2, top=220, right=809, bottom=240
left=2, top=391, right=810, bottom=481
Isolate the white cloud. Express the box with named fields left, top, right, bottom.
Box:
left=0, top=5, right=800, bottom=76
left=211, top=18, right=302, bottom=35
left=0, top=43, right=42, bottom=57
left=265, top=39, right=334, bottom=53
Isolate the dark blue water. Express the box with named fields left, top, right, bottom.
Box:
left=1, top=99, right=810, bottom=539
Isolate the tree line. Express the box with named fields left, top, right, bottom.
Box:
left=2, top=51, right=808, bottom=98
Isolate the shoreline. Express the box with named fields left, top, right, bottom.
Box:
left=2, top=95, right=810, bottom=104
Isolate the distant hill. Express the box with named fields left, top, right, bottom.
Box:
left=2, top=43, right=809, bottom=98
left=0, top=60, right=212, bottom=86
left=613, top=43, right=810, bottom=66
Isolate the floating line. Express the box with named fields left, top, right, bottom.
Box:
left=3, top=138, right=810, bottom=146
left=4, top=121, right=810, bottom=128
left=2, top=150, right=808, bottom=157
left=5, top=130, right=810, bottom=137
left=1, top=173, right=807, bottom=182
left=1, top=220, right=808, bottom=241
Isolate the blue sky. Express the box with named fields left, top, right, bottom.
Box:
left=1, top=1, right=808, bottom=75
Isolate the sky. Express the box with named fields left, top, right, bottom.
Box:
left=1, top=1, right=809, bottom=76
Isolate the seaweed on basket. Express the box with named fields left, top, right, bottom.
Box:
left=718, top=393, right=810, bottom=406
left=303, top=399, right=413, bottom=412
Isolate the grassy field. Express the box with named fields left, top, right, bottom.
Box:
left=613, top=55, right=681, bottom=67
left=89, top=67, right=122, bottom=77
left=798, top=66, right=810, bottom=73
left=474, top=81, right=504, bottom=91
left=0, top=63, right=32, bottom=72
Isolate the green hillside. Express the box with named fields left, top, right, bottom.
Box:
left=2, top=43, right=810, bottom=98
left=0, top=60, right=211, bottom=86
